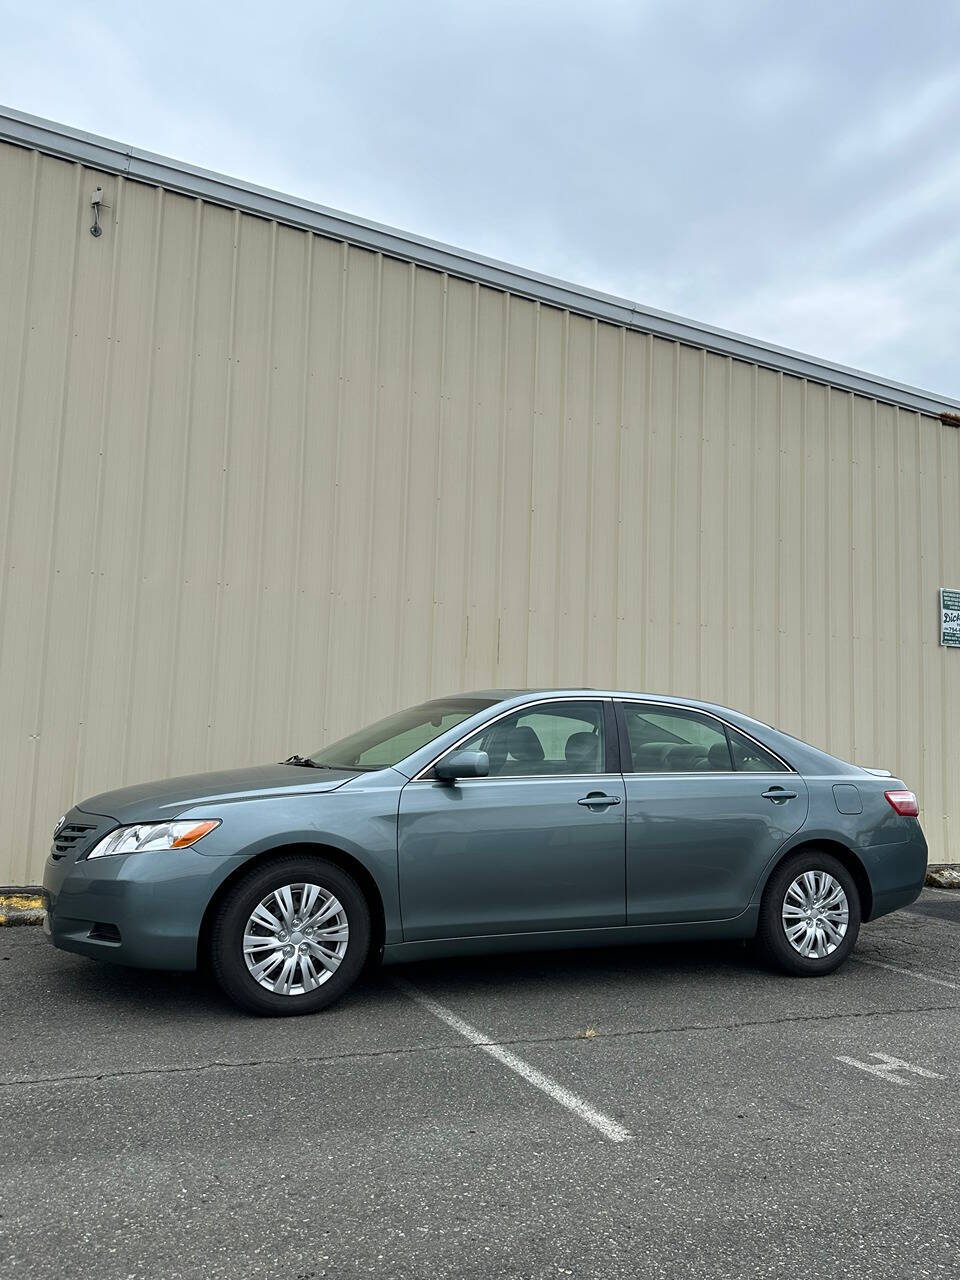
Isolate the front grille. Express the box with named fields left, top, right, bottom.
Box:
left=52, top=823, right=97, bottom=859
left=50, top=812, right=116, bottom=861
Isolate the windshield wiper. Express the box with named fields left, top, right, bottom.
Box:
left=281, top=756, right=365, bottom=771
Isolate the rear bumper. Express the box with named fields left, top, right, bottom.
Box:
left=42, top=842, right=242, bottom=971
left=862, top=824, right=928, bottom=922
left=870, top=883, right=924, bottom=919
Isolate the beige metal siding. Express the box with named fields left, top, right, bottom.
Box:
left=1, top=138, right=958, bottom=886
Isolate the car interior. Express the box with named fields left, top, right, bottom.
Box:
left=447, top=703, right=785, bottom=778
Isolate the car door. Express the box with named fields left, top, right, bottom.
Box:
left=616, top=701, right=809, bottom=924
left=397, top=699, right=626, bottom=941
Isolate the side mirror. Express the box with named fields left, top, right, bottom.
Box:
left=434, top=750, right=489, bottom=782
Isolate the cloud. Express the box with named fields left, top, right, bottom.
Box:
left=830, top=69, right=960, bottom=166
left=0, top=0, right=957, bottom=398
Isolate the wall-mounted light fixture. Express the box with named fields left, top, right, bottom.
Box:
left=90, top=186, right=106, bottom=237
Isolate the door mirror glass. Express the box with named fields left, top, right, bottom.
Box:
left=434, top=749, right=490, bottom=781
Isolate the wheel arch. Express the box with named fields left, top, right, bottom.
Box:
left=758, top=838, right=874, bottom=922
left=197, top=841, right=386, bottom=967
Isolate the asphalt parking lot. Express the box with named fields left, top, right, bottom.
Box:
left=2, top=891, right=960, bottom=1280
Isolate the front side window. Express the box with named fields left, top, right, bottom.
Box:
left=310, top=697, right=496, bottom=769
left=620, top=705, right=732, bottom=773
left=444, top=700, right=607, bottom=778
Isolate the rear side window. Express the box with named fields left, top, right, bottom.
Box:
left=620, top=705, right=733, bottom=773
left=726, top=726, right=788, bottom=773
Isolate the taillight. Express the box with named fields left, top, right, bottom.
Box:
left=885, top=789, right=919, bottom=817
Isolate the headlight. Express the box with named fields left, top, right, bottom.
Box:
left=87, top=819, right=221, bottom=859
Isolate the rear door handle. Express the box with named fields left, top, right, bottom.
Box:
left=578, top=793, right=621, bottom=810
left=762, top=787, right=798, bottom=803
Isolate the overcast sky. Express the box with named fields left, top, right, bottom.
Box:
left=2, top=0, right=958, bottom=398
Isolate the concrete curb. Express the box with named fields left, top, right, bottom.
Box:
left=0, top=893, right=44, bottom=926
left=925, top=865, right=960, bottom=889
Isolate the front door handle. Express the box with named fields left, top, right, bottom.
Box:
left=577, top=792, right=622, bottom=810
left=762, top=787, right=798, bottom=803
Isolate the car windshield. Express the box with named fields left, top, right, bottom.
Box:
left=309, top=697, right=497, bottom=770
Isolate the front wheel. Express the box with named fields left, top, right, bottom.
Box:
left=756, top=850, right=861, bottom=976
left=210, top=855, right=370, bottom=1015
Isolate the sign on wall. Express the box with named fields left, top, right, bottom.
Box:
left=941, top=589, right=960, bottom=648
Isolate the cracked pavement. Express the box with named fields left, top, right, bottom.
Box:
left=2, top=890, right=959, bottom=1279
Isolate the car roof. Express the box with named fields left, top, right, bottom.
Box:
left=460, top=688, right=745, bottom=713
left=457, top=687, right=782, bottom=738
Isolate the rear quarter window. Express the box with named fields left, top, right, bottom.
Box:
left=726, top=726, right=788, bottom=772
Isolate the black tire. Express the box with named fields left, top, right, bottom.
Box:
left=756, top=849, right=861, bottom=977
left=210, top=855, right=371, bottom=1016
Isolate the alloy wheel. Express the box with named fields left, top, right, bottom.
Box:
left=242, top=882, right=349, bottom=995
left=781, top=870, right=849, bottom=959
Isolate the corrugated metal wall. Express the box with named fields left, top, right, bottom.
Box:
left=1, top=139, right=958, bottom=886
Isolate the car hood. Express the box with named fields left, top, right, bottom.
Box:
left=76, top=763, right=358, bottom=825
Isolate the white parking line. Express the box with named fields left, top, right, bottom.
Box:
left=856, top=957, right=960, bottom=991
left=392, top=977, right=632, bottom=1144
left=836, top=1052, right=946, bottom=1086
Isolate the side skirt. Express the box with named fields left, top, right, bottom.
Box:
left=382, top=908, right=760, bottom=966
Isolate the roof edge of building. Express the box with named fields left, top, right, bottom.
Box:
left=2, top=102, right=958, bottom=418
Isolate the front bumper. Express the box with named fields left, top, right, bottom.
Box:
left=43, top=808, right=242, bottom=970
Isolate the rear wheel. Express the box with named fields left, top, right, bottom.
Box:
left=756, top=850, right=861, bottom=976
left=210, top=855, right=370, bottom=1015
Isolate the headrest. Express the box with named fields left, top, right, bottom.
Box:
left=507, top=725, right=545, bottom=762
left=631, top=742, right=672, bottom=768
left=565, top=731, right=600, bottom=765
left=666, top=744, right=707, bottom=770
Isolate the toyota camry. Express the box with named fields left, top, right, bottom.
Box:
left=43, top=690, right=927, bottom=1015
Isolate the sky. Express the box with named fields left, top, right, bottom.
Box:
left=1, top=0, right=959, bottom=398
